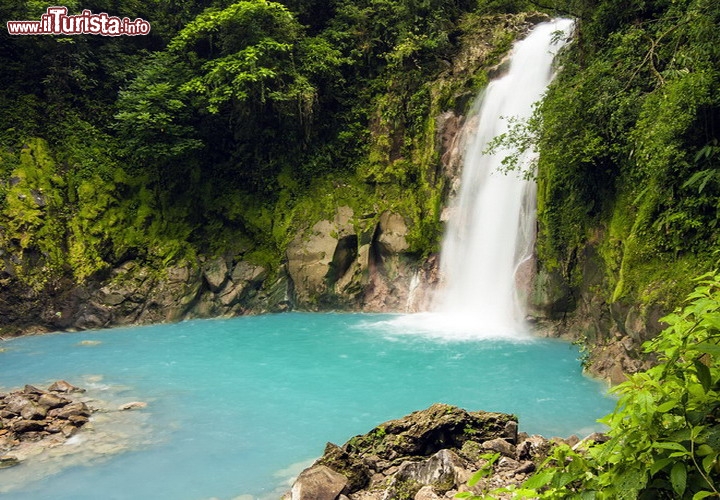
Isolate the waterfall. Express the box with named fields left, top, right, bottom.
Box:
left=432, top=19, right=575, bottom=336
left=374, top=20, right=574, bottom=340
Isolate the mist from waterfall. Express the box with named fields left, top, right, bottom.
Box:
left=432, top=19, right=575, bottom=336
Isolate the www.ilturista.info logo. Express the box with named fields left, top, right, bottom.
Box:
left=7, top=6, right=150, bottom=36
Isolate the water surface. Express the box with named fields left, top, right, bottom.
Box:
left=0, top=312, right=613, bottom=499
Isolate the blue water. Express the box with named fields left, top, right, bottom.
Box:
left=0, top=313, right=613, bottom=499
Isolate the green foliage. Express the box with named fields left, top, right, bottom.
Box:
left=531, top=0, right=720, bottom=309
left=0, top=138, right=66, bottom=288
left=0, top=0, right=560, bottom=292
left=461, top=273, right=720, bottom=499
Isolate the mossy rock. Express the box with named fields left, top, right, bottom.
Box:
left=344, top=403, right=516, bottom=462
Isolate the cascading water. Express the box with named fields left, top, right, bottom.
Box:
left=385, top=19, right=574, bottom=339
left=433, top=19, right=575, bottom=336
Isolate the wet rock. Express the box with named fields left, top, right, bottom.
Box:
left=12, top=419, right=45, bottom=433
left=285, top=205, right=369, bottom=307
left=20, top=403, right=47, bottom=420
left=102, top=292, right=126, bottom=306
left=78, top=340, right=102, bottom=347
left=289, top=405, right=519, bottom=498
left=231, top=261, right=267, bottom=285
left=287, top=402, right=585, bottom=500
left=48, top=380, right=84, bottom=393
left=61, top=424, right=78, bottom=438
left=4, top=394, right=33, bottom=415
left=290, top=464, right=348, bottom=500
left=55, top=402, right=91, bottom=419
left=0, top=455, right=19, bottom=468
left=68, top=415, right=89, bottom=427
left=317, top=442, right=371, bottom=492
left=0, top=383, right=94, bottom=461
left=287, top=216, right=350, bottom=304
left=344, top=404, right=516, bottom=462
left=119, top=401, right=148, bottom=411
left=23, top=384, right=44, bottom=395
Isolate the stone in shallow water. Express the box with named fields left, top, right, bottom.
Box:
left=78, top=340, right=102, bottom=346
left=12, top=420, right=45, bottom=433
left=54, top=402, right=91, bottom=419
left=48, top=380, right=84, bottom=394
left=23, top=385, right=44, bottom=395
left=4, top=394, right=34, bottom=415
left=38, top=393, right=65, bottom=410
left=0, top=455, right=19, bottom=469
left=21, top=402, right=48, bottom=421
left=118, top=401, right=148, bottom=411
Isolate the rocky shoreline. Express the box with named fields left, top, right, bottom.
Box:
left=0, top=381, right=93, bottom=468
left=285, top=404, right=605, bottom=500
left=0, top=379, right=151, bottom=483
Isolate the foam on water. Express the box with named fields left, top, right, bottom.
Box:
left=361, top=311, right=534, bottom=341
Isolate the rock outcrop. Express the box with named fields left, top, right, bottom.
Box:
left=527, top=244, right=662, bottom=384
left=0, top=381, right=92, bottom=466
left=284, top=205, right=438, bottom=312
left=286, top=404, right=568, bottom=500
left=0, top=254, right=290, bottom=337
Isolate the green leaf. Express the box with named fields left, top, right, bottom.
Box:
left=696, top=444, right=714, bottom=457
left=653, top=442, right=689, bottom=453
left=702, top=453, right=716, bottom=473
left=692, top=491, right=715, bottom=500
left=701, top=312, right=720, bottom=330
left=692, top=343, right=720, bottom=356
left=670, top=462, right=687, bottom=496
left=656, top=401, right=676, bottom=413
left=693, top=360, right=712, bottom=393
left=650, top=457, right=673, bottom=475
left=522, top=471, right=554, bottom=490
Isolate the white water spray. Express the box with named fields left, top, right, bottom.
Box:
left=377, top=20, right=574, bottom=340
